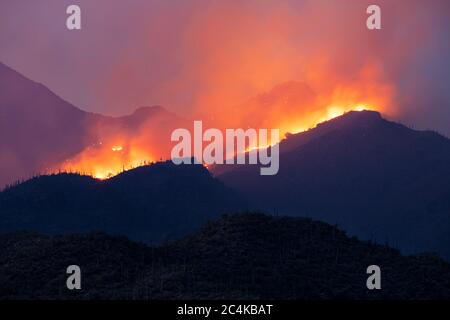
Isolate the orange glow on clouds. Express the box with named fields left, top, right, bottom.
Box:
left=58, top=103, right=386, bottom=180
left=56, top=59, right=394, bottom=179
left=54, top=1, right=397, bottom=180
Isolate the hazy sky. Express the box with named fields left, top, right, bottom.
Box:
left=1, top=0, right=449, bottom=135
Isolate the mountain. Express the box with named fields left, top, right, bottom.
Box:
left=217, top=111, right=450, bottom=258
left=0, top=62, right=185, bottom=187
left=0, top=161, right=244, bottom=243
left=0, top=62, right=98, bottom=186
left=2, top=213, right=450, bottom=300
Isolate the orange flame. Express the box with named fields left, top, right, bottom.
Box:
left=60, top=141, right=155, bottom=180
left=56, top=59, right=394, bottom=180
left=57, top=104, right=389, bottom=179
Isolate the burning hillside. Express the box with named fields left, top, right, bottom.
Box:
left=56, top=59, right=395, bottom=179
left=57, top=79, right=390, bottom=180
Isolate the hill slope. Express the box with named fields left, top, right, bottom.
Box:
left=218, top=111, right=450, bottom=258
left=0, top=62, right=98, bottom=186
left=0, top=161, right=243, bottom=243
left=1, top=213, right=450, bottom=300
left=0, top=62, right=185, bottom=187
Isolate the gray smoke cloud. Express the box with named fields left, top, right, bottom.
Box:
left=0, top=0, right=449, bottom=135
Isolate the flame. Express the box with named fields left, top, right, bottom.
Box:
left=61, top=1, right=402, bottom=179
left=242, top=103, right=379, bottom=155
left=55, top=59, right=393, bottom=180
left=60, top=142, right=155, bottom=180
left=267, top=102, right=384, bottom=138
left=111, top=146, right=123, bottom=152
left=57, top=102, right=385, bottom=179
left=317, top=104, right=378, bottom=128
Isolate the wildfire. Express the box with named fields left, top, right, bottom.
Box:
left=56, top=61, right=392, bottom=180
left=280, top=103, right=382, bottom=137
left=56, top=102, right=383, bottom=180
left=243, top=103, right=379, bottom=154
left=59, top=142, right=155, bottom=180
left=111, top=146, right=123, bottom=152
left=318, top=104, right=378, bottom=128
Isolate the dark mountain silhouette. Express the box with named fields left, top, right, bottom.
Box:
left=217, top=111, right=450, bottom=258
left=0, top=62, right=97, bottom=186
left=2, top=213, right=450, bottom=300
left=0, top=62, right=184, bottom=187
left=0, top=161, right=244, bottom=243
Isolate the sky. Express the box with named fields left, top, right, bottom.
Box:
left=1, top=0, right=449, bottom=136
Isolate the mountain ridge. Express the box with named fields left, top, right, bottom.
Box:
left=0, top=62, right=184, bottom=187
left=0, top=161, right=244, bottom=243
left=2, top=212, right=450, bottom=300
left=218, top=110, right=450, bottom=258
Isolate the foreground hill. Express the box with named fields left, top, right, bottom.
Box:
left=1, top=213, right=450, bottom=300
left=0, top=161, right=243, bottom=243
left=217, top=111, right=450, bottom=258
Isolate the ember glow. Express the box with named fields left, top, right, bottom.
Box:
left=56, top=60, right=393, bottom=180
left=58, top=103, right=385, bottom=179
left=61, top=142, right=155, bottom=180
left=289, top=104, right=379, bottom=135
left=111, top=146, right=123, bottom=152
left=47, top=1, right=401, bottom=179
left=1, top=1, right=449, bottom=189
left=54, top=54, right=394, bottom=179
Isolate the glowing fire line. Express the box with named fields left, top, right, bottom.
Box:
left=58, top=104, right=380, bottom=180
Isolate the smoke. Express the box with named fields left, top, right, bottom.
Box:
left=1, top=0, right=449, bottom=135
left=96, top=0, right=450, bottom=136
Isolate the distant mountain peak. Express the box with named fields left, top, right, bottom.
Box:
left=330, top=109, right=380, bottom=122
left=278, top=110, right=385, bottom=153
left=0, top=63, right=190, bottom=187
left=0, top=61, right=15, bottom=73
left=333, top=109, right=380, bottom=119
left=132, top=105, right=166, bottom=116
left=315, top=110, right=382, bottom=129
